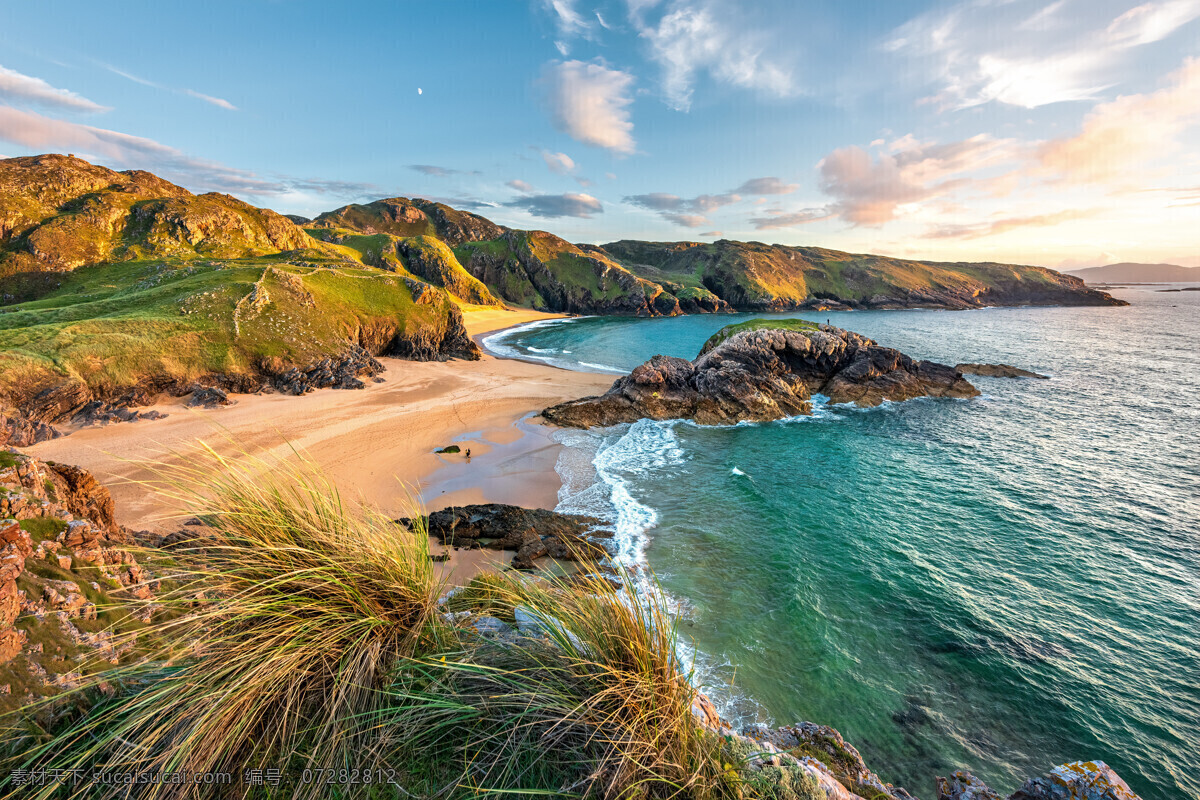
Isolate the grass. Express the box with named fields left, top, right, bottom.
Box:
left=701, top=318, right=820, bottom=353
left=0, top=254, right=458, bottom=408
left=0, top=446, right=781, bottom=799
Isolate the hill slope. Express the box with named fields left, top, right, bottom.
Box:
left=0, top=155, right=481, bottom=432
left=1066, top=262, right=1200, bottom=283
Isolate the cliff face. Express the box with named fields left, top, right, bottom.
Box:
left=543, top=320, right=979, bottom=427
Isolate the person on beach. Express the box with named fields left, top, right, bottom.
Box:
left=465, top=448, right=471, bottom=460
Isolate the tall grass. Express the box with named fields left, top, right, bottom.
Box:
left=5, top=443, right=450, bottom=799
left=2, top=445, right=752, bottom=799
left=399, top=567, right=735, bottom=799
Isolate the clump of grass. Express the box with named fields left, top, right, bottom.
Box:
left=412, top=565, right=738, bottom=799
left=4, top=443, right=450, bottom=799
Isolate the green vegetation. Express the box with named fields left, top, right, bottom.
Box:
left=0, top=448, right=794, bottom=799
left=0, top=253, right=460, bottom=406
left=17, top=517, right=67, bottom=541
left=702, top=318, right=820, bottom=352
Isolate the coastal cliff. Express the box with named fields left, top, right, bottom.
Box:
left=543, top=319, right=979, bottom=427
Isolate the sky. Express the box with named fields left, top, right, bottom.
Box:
left=2, top=0, right=1199, bottom=269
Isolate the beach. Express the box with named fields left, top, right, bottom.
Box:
left=25, top=307, right=614, bottom=581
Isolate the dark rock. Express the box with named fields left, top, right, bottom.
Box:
left=956, top=363, right=1049, bottom=379
left=261, top=345, right=386, bottom=395
left=435, top=445, right=461, bottom=454
left=399, top=503, right=610, bottom=570
left=72, top=401, right=167, bottom=426
left=0, top=413, right=61, bottom=447
left=543, top=324, right=979, bottom=428
left=186, top=386, right=235, bottom=408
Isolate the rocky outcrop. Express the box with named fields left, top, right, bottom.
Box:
left=261, top=346, right=385, bottom=394
left=956, top=363, right=1049, bottom=379
left=543, top=323, right=979, bottom=428
left=0, top=451, right=155, bottom=701
left=401, top=503, right=611, bottom=570
left=0, top=413, right=60, bottom=447
left=371, top=294, right=481, bottom=361
left=935, top=762, right=1141, bottom=800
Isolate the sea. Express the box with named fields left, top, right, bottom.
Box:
left=482, top=285, right=1200, bottom=800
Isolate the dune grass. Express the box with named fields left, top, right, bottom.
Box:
left=0, top=445, right=764, bottom=799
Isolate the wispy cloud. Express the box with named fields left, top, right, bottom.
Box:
left=734, top=176, right=798, bottom=195
left=0, top=105, right=371, bottom=199
left=505, top=191, right=603, bottom=218
left=540, top=60, right=636, bottom=154
left=409, top=164, right=480, bottom=177
left=1038, top=56, right=1200, bottom=183
left=183, top=89, right=237, bottom=111
left=924, top=209, right=1101, bottom=239
left=100, top=61, right=239, bottom=111
left=889, top=0, right=1200, bottom=109
left=506, top=179, right=535, bottom=193
left=817, top=134, right=1017, bottom=225
left=628, top=0, right=795, bottom=111
left=0, top=64, right=108, bottom=112
left=748, top=208, right=834, bottom=230
left=624, top=190, right=741, bottom=227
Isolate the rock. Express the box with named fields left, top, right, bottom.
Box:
left=436, top=445, right=461, bottom=454
left=473, top=616, right=512, bottom=637
left=937, top=771, right=1003, bottom=800
left=543, top=323, right=979, bottom=428
left=956, top=363, right=1049, bottom=379
left=0, top=414, right=61, bottom=447
left=400, top=503, right=610, bottom=570
left=186, top=386, right=235, bottom=408
left=1009, top=761, right=1141, bottom=800
left=47, top=463, right=117, bottom=535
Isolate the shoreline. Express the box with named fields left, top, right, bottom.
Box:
left=24, top=306, right=614, bottom=584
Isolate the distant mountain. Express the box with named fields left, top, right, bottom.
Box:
left=1066, top=262, right=1200, bottom=283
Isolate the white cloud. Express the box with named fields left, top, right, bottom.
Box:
left=890, top=0, right=1200, bottom=109
left=100, top=61, right=239, bottom=111
left=541, top=149, right=577, bottom=175
left=0, top=64, right=108, bottom=112
left=506, top=179, right=535, bottom=193
left=540, top=60, right=636, bottom=153
left=629, top=0, right=794, bottom=111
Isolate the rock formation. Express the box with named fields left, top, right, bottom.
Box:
left=0, top=450, right=157, bottom=708
left=402, top=503, right=611, bottom=570
left=543, top=322, right=979, bottom=428
left=956, top=363, right=1049, bottom=379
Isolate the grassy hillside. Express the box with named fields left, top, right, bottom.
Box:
left=599, top=239, right=1124, bottom=311
left=0, top=254, right=473, bottom=416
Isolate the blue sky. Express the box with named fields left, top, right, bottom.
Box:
left=2, top=0, right=1199, bottom=267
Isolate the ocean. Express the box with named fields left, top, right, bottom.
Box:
left=483, top=286, right=1200, bottom=800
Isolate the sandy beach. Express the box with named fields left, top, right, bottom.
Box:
left=26, top=307, right=615, bottom=582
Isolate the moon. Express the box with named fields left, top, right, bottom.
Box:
left=417, top=88, right=423, bottom=95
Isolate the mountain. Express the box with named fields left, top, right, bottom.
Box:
left=0, top=154, right=1127, bottom=431
left=1065, top=262, right=1200, bottom=283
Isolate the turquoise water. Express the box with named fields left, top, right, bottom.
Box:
left=485, top=287, right=1200, bottom=800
